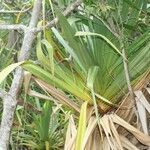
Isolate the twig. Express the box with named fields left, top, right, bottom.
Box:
left=0, top=24, right=26, bottom=31
left=0, top=0, right=42, bottom=149
left=0, top=0, right=82, bottom=32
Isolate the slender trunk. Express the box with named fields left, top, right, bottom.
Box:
left=0, top=0, right=42, bottom=149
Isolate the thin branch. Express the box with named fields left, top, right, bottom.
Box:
left=118, top=9, right=135, bottom=103
left=31, top=0, right=82, bottom=32
left=122, top=48, right=135, bottom=102
left=0, top=0, right=82, bottom=32
left=0, top=24, right=26, bottom=31
left=63, top=0, right=81, bottom=16
left=0, top=0, right=42, bottom=149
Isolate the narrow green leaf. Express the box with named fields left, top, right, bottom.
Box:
left=36, top=33, right=50, bottom=67
left=75, top=31, right=125, bottom=59
left=0, top=61, right=24, bottom=85
left=41, top=39, right=54, bottom=75
left=87, top=66, right=101, bottom=130
left=51, top=27, right=79, bottom=64
left=95, top=93, right=118, bottom=107
left=87, top=66, right=99, bottom=89
left=56, top=9, right=92, bottom=72
left=40, top=101, right=52, bottom=140
left=22, top=62, right=91, bottom=102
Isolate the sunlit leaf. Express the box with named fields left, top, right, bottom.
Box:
left=0, top=61, right=24, bottom=85
left=75, top=101, right=88, bottom=150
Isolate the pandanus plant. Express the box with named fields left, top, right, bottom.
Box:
left=21, top=4, right=150, bottom=112
left=0, top=0, right=150, bottom=149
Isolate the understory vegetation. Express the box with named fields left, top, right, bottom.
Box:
left=0, top=0, right=150, bottom=149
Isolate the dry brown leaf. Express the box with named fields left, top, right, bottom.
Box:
left=110, top=137, right=121, bottom=150
left=64, top=115, right=77, bottom=150
left=85, top=134, right=93, bottom=150
left=135, top=92, right=148, bottom=134
left=111, top=114, right=150, bottom=146
left=23, top=71, right=32, bottom=94
left=102, top=137, right=111, bottom=150
left=120, top=135, right=139, bottom=150
left=146, top=88, right=150, bottom=94
left=28, top=89, right=65, bottom=113
left=92, top=128, right=102, bottom=150
left=109, top=116, right=124, bottom=150
left=135, top=90, right=150, bottom=114
left=34, top=78, right=80, bottom=112
left=82, top=116, right=97, bottom=149
left=100, top=115, right=114, bottom=149
left=28, top=89, right=54, bottom=101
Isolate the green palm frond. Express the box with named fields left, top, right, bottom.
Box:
left=21, top=1, right=150, bottom=112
